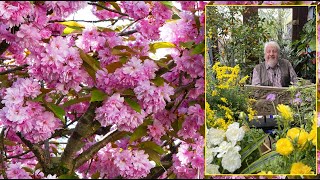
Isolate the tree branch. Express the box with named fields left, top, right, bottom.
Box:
left=144, top=142, right=180, bottom=179
left=120, top=18, right=142, bottom=34
left=0, top=128, right=8, bottom=179
left=118, top=29, right=138, bottom=36
left=0, top=40, right=10, bottom=56
left=88, top=2, right=128, bottom=16
left=5, top=150, right=31, bottom=160
left=60, top=101, right=103, bottom=173
left=0, top=64, right=28, bottom=75
left=16, top=133, right=49, bottom=174
left=74, top=130, right=128, bottom=170
left=49, top=19, right=118, bottom=23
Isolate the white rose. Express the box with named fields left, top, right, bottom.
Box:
left=206, top=128, right=225, bottom=147
left=212, top=141, right=233, bottom=158
left=205, top=147, right=216, bottom=165
left=225, top=122, right=245, bottom=144
left=206, top=164, right=221, bottom=174
left=221, top=148, right=242, bottom=173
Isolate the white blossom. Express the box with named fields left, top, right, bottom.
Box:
left=225, top=122, right=245, bottom=144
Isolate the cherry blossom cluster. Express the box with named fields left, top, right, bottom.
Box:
left=0, top=78, right=61, bottom=143
left=96, top=56, right=158, bottom=94
left=134, top=80, right=174, bottom=114
left=178, top=104, right=204, bottom=140
left=95, top=93, right=146, bottom=132
left=172, top=136, right=204, bottom=179
left=160, top=11, right=200, bottom=45
left=77, top=142, right=154, bottom=179
left=28, top=36, right=92, bottom=94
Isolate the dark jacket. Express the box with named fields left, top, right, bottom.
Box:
left=254, top=59, right=292, bottom=87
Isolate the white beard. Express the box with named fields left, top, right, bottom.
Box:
left=266, top=59, right=278, bottom=68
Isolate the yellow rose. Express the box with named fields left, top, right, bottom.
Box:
left=290, top=162, right=313, bottom=174
left=286, top=128, right=309, bottom=148
left=276, top=104, right=293, bottom=121
left=276, top=138, right=294, bottom=156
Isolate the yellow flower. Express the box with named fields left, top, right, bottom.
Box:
left=214, top=118, right=229, bottom=130
left=308, top=126, right=316, bottom=146
left=286, top=128, right=309, bottom=148
left=276, top=138, right=294, bottom=156
left=308, top=111, right=317, bottom=146
left=239, top=75, right=249, bottom=84
left=247, top=107, right=256, bottom=121
left=211, top=90, right=218, bottom=96
left=216, top=84, right=229, bottom=89
left=257, top=171, right=273, bottom=175
left=290, top=162, right=313, bottom=174
left=276, top=104, right=293, bottom=121
left=220, top=97, right=227, bottom=104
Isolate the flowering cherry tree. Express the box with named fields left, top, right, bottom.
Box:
left=0, top=1, right=205, bottom=179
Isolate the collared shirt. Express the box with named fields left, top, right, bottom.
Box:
left=265, top=62, right=282, bottom=87
left=252, top=60, right=298, bottom=87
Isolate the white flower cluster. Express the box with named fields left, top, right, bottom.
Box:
left=206, top=122, right=245, bottom=174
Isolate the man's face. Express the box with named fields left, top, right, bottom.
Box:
left=264, top=45, right=279, bottom=68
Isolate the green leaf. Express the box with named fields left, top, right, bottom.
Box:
left=91, top=172, right=100, bottom=179
left=240, top=151, right=280, bottom=174
left=140, top=141, right=165, bottom=154
left=59, top=21, right=84, bottom=28
left=191, top=42, right=205, bottom=55
left=4, top=139, right=16, bottom=146
left=90, top=89, right=107, bottom=102
left=62, top=96, right=91, bottom=108
left=180, top=41, right=194, bottom=49
left=58, top=174, right=79, bottom=179
left=113, top=45, right=136, bottom=54
left=60, top=21, right=84, bottom=35
left=109, top=2, right=121, bottom=12
left=105, top=61, right=123, bottom=73
left=22, top=167, right=34, bottom=173
left=240, top=134, right=268, bottom=162
left=130, top=124, right=148, bottom=143
left=79, top=49, right=100, bottom=80
left=121, top=89, right=135, bottom=97
left=149, top=42, right=176, bottom=54
left=171, top=14, right=181, bottom=20
left=124, top=97, right=141, bottom=113
left=32, top=93, right=46, bottom=102
left=309, top=37, right=316, bottom=51
left=144, top=148, right=162, bottom=166
left=160, top=1, right=174, bottom=9
left=96, top=1, right=106, bottom=10
left=151, top=76, right=165, bottom=87
left=47, top=103, right=66, bottom=124
left=79, top=49, right=100, bottom=71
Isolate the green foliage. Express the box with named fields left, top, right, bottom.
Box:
left=290, top=17, right=316, bottom=83
left=124, top=97, right=141, bottom=113
left=90, top=89, right=107, bottom=102
left=46, top=103, right=66, bottom=124
left=206, top=6, right=270, bottom=78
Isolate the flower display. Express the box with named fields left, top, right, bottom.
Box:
left=206, top=62, right=316, bottom=175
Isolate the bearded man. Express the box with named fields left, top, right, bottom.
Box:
left=251, top=41, right=298, bottom=87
